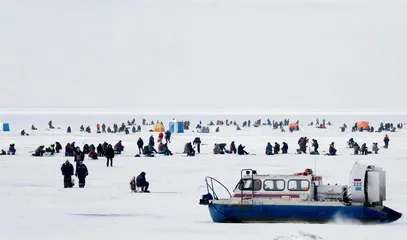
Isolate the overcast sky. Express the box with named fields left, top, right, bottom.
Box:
left=0, top=0, right=406, bottom=112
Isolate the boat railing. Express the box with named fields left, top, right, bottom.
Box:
left=205, top=176, right=232, bottom=200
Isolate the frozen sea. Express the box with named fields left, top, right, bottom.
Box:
left=0, top=112, right=406, bottom=240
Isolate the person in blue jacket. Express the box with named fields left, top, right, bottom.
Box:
left=149, top=135, right=155, bottom=146
left=8, top=144, right=16, bottom=155
left=265, top=142, right=273, bottom=155
left=136, top=172, right=150, bottom=192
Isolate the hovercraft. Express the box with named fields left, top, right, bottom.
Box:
left=199, top=163, right=402, bottom=223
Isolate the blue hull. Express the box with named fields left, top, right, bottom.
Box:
left=207, top=203, right=402, bottom=224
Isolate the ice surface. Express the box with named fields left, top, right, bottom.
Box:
left=0, top=113, right=406, bottom=240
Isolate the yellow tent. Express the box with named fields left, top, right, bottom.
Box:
left=152, top=123, right=165, bottom=132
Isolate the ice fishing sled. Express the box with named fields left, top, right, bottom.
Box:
left=199, top=163, right=402, bottom=224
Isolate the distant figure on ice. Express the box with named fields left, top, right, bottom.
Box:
left=274, top=142, right=280, bottom=154
left=310, top=139, right=319, bottom=155
left=372, top=142, right=379, bottom=154
left=75, top=161, right=88, bottom=188
left=48, top=121, right=54, bottom=129
left=136, top=172, right=150, bottom=193
left=383, top=134, right=390, bottom=148
left=137, top=137, right=144, bottom=154
left=105, top=144, right=115, bottom=167
left=328, top=142, right=337, bottom=156
left=184, top=142, right=195, bottom=156
left=281, top=142, right=288, bottom=154
left=265, top=142, right=273, bottom=155
left=193, top=137, right=201, bottom=154
left=61, top=160, right=74, bottom=188
left=8, top=144, right=16, bottom=155
left=238, top=144, right=249, bottom=155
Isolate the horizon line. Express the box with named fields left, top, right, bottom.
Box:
left=0, top=109, right=407, bottom=115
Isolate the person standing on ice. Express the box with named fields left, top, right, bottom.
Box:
left=383, top=134, right=390, bottom=148
left=165, top=130, right=171, bottom=143
left=193, top=137, right=201, bottom=154
left=137, top=137, right=144, bottom=154
left=74, top=147, right=85, bottom=171
left=61, top=160, right=74, bottom=188
left=149, top=135, right=155, bottom=147
left=75, top=161, right=88, bottom=188
left=136, top=172, right=150, bottom=192
left=105, top=144, right=115, bottom=167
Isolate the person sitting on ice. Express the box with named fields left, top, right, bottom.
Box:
left=0, top=149, right=6, bottom=155
left=8, top=144, right=16, bottom=155
left=48, top=120, right=54, bottom=129
left=45, top=144, right=55, bottom=155
left=83, top=144, right=90, bottom=154
left=142, top=146, right=154, bottom=157
left=213, top=143, right=226, bottom=154
left=274, top=142, right=280, bottom=154
left=85, top=126, right=91, bottom=133
left=281, top=142, right=288, bottom=154
left=80, top=125, right=84, bottom=132
left=31, top=125, right=37, bottom=130
left=237, top=144, right=249, bottom=155
left=328, top=142, right=337, bottom=156
left=347, top=138, right=355, bottom=148
left=265, top=142, right=273, bottom=155
left=33, top=145, right=45, bottom=157
left=88, top=149, right=98, bottom=159
left=55, top=142, right=62, bottom=153
left=372, top=143, right=379, bottom=154
left=159, top=143, right=173, bottom=156
left=360, top=143, right=371, bottom=155
left=20, top=129, right=27, bottom=136
left=353, top=142, right=360, bottom=155
left=66, top=126, right=71, bottom=133
left=114, top=141, right=124, bottom=154
left=184, top=142, right=195, bottom=156
left=136, top=172, right=150, bottom=192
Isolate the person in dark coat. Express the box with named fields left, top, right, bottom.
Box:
left=74, top=147, right=85, bottom=171
left=136, top=172, right=149, bottom=192
left=142, top=145, right=154, bottom=157
left=137, top=137, right=144, bottom=154
left=65, top=143, right=74, bottom=156
left=238, top=144, right=249, bottom=155
left=105, top=144, right=115, bottom=167
left=83, top=144, right=90, bottom=154
left=165, top=130, right=171, bottom=143
left=311, top=139, right=319, bottom=155
left=149, top=135, right=155, bottom=146
left=8, top=144, right=16, bottom=155
left=193, top=137, right=201, bottom=154
left=97, top=144, right=104, bottom=157
left=184, top=142, right=195, bottom=156
left=281, top=142, right=288, bottom=154
left=265, top=142, right=273, bottom=155
left=33, top=145, right=45, bottom=156
left=229, top=141, right=236, bottom=154
left=274, top=142, right=280, bottom=154
left=55, top=142, right=62, bottom=153
left=75, top=161, right=88, bottom=188
left=61, top=160, right=74, bottom=188
left=383, top=134, right=390, bottom=148
left=328, top=142, right=337, bottom=156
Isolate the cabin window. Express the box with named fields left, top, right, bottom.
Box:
left=288, top=180, right=310, bottom=191
left=263, top=179, right=285, bottom=191
left=237, top=179, right=262, bottom=191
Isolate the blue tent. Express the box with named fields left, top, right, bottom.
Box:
left=2, top=123, right=10, bottom=131
left=169, top=121, right=184, bottom=133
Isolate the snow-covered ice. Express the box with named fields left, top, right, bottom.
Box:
left=0, top=113, right=406, bottom=240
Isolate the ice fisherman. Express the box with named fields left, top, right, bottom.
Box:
left=61, top=160, right=74, bottom=188
left=136, top=172, right=150, bottom=192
